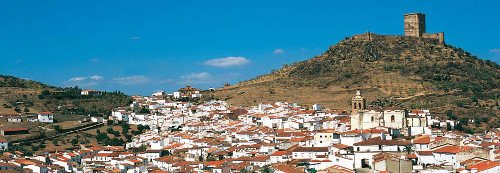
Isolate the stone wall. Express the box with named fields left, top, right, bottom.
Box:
left=404, top=13, right=426, bottom=37
left=423, top=32, right=445, bottom=44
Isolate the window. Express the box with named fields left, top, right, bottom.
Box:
left=391, top=115, right=395, bottom=122
left=358, top=103, right=362, bottom=109
left=371, top=116, right=374, bottom=122
left=354, top=103, right=357, bottom=109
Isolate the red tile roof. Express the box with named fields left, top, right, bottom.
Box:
left=293, top=147, right=329, bottom=153
left=1, top=127, right=29, bottom=132
left=433, top=146, right=472, bottom=154
left=354, top=137, right=411, bottom=146
left=271, top=151, right=288, bottom=156
left=417, top=150, right=433, bottom=155
left=466, top=161, right=500, bottom=172
left=413, top=135, right=430, bottom=144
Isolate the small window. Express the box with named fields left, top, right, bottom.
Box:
left=371, top=116, right=374, bottom=122
left=391, top=115, right=395, bottom=122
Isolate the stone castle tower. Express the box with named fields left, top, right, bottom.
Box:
left=404, top=13, right=426, bottom=37
left=403, top=13, right=445, bottom=44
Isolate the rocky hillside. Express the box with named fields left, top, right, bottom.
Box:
left=209, top=33, right=500, bottom=131
left=0, top=75, right=131, bottom=117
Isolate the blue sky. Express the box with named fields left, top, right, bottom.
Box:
left=1, top=1, right=499, bottom=95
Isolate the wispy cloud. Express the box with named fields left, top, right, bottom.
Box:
left=181, top=72, right=211, bottom=79
left=130, top=36, right=140, bottom=40
left=113, top=75, right=150, bottom=85
left=490, top=48, right=500, bottom=57
left=89, top=58, right=103, bottom=64
left=204, top=57, right=250, bottom=67
left=65, top=75, right=104, bottom=87
left=14, top=59, right=24, bottom=65
left=89, top=75, right=103, bottom=80
left=273, top=48, right=284, bottom=54
left=488, top=49, right=500, bottom=62
left=180, top=72, right=213, bottom=84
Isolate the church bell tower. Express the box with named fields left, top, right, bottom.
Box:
left=350, top=90, right=366, bottom=130
left=351, top=90, right=366, bottom=114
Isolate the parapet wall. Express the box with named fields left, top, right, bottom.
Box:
left=351, top=32, right=444, bottom=45
left=422, top=32, right=445, bottom=44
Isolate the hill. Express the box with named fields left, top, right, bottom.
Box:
left=209, top=33, right=500, bottom=132
left=0, top=75, right=131, bottom=118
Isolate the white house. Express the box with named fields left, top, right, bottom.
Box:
left=352, top=136, right=412, bottom=169
left=137, top=150, right=162, bottom=162
left=291, top=147, right=329, bottom=159
left=37, top=112, right=54, bottom=123
left=0, top=139, right=8, bottom=150
left=7, top=116, right=22, bottom=123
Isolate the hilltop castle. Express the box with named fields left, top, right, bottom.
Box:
left=404, top=13, right=445, bottom=44
left=353, top=13, right=445, bottom=44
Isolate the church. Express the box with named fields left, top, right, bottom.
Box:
left=349, top=91, right=406, bottom=130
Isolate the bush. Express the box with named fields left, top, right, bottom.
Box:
left=14, top=107, right=21, bottom=113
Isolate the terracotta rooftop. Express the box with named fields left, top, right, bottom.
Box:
left=466, top=161, right=500, bottom=172
left=413, top=135, right=431, bottom=144
left=433, top=146, right=472, bottom=154
left=293, top=147, right=329, bottom=153
left=354, top=137, right=411, bottom=146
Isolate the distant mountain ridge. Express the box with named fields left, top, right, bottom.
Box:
left=208, top=33, right=500, bottom=131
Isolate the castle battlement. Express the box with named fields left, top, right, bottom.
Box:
left=404, top=13, right=445, bottom=44
left=352, top=13, right=445, bottom=45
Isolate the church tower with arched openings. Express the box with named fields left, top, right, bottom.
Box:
left=350, top=90, right=366, bottom=130
left=351, top=90, right=366, bottom=114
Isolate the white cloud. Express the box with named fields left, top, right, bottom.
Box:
left=273, top=48, right=284, bottom=54
left=89, top=58, right=103, bottom=64
left=113, top=75, right=150, bottom=85
left=65, top=75, right=103, bottom=87
left=69, top=77, right=86, bottom=82
left=179, top=72, right=215, bottom=85
left=204, top=57, right=249, bottom=67
left=181, top=72, right=211, bottom=80
left=130, top=36, right=140, bottom=40
left=90, top=75, right=103, bottom=80
left=490, top=48, right=500, bottom=57
left=14, top=59, right=24, bottom=64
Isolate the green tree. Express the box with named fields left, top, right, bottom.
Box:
left=14, top=107, right=21, bottom=113
left=138, top=145, right=147, bottom=152
left=121, top=123, right=130, bottom=134
left=45, top=157, right=52, bottom=164
left=71, top=138, right=79, bottom=146
left=138, top=107, right=150, bottom=114
left=106, top=127, right=114, bottom=134
left=52, top=140, right=59, bottom=146
left=53, top=125, right=62, bottom=132
left=96, top=133, right=109, bottom=143
left=260, top=165, right=274, bottom=173
left=403, top=145, right=413, bottom=154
